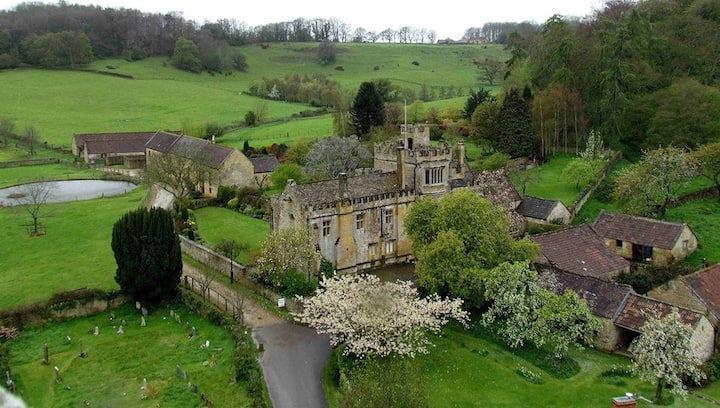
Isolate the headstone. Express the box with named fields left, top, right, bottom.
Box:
left=135, top=301, right=141, bottom=310
left=109, top=311, right=115, bottom=321
left=191, top=383, right=198, bottom=394
left=190, top=327, right=196, bottom=338
left=54, top=366, right=62, bottom=383
left=120, top=319, right=127, bottom=327
left=140, top=316, right=146, bottom=327
left=43, top=343, right=49, bottom=365
left=205, top=340, right=210, bottom=349
left=278, top=297, right=286, bottom=308
left=176, top=365, right=187, bottom=381
left=66, top=335, right=72, bottom=344
left=5, top=371, right=14, bottom=393
left=141, top=307, right=148, bottom=317
left=117, top=325, right=124, bottom=334
left=79, top=340, right=86, bottom=358
left=93, top=326, right=99, bottom=336
left=141, top=378, right=147, bottom=391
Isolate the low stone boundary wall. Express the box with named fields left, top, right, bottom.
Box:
left=569, top=150, right=623, bottom=222
left=0, top=158, right=61, bottom=168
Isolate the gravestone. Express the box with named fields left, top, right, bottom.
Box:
left=117, top=325, right=124, bottom=334
left=5, top=371, right=15, bottom=393
left=54, top=366, right=62, bottom=383
left=109, top=311, right=115, bottom=321
left=191, top=383, right=198, bottom=394
left=141, top=307, right=148, bottom=317
left=93, top=326, right=99, bottom=336
left=141, top=378, right=147, bottom=391
left=176, top=365, right=187, bottom=381
left=135, top=301, right=141, bottom=310
left=190, top=327, right=196, bottom=338
left=140, top=316, right=146, bottom=327
left=66, top=335, right=72, bottom=344
left=79, top=340, right=86, bottom=358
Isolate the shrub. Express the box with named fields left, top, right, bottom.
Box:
left=0, top=342, right=11, bottom=373
left=281, top=271, right=317, bottom=297
left=411, top=61, right=420, bottom=66
left=335, top=66, right=344, bottom=71
left=245, top=110, right=257, bottom=126
left=216, top=185, right=236, bottom=206
left=227, top=197, right=239, bottom=209
left=700, top=354, right=720, bottom=385
left=373, top=65, right=380, bottom=71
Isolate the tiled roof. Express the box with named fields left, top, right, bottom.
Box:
left=538, top=266, right=633, bottom=319
left=250, top=156, right=279, bottom=174
left=530, top=224, right=631, bottom=278
left=518, top=196, right=563, bottom=220
left=145, top=132, right=234, bottom=170
left=471, top=170, right=521, bottom=209
left=613, top=293, right=703, bottom=332
left=685, top=264, right=720, bottom=319
left=594, top=211, right=688, bottom=250
left=284, top=172, right=401, bottom=206
left=74, top=131, right=170, bottom=155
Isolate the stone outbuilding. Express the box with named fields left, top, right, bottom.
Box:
left=593, top=211, right=698, bottom=265
left=250, top=155, right=280, bottom=188
left=518, top=195, right=571, bottom=225
left=72, top=130, right=174, bottom=166
left=531, top=224, right=631, bottom=280
left=145, top=131, right=254, bottom=198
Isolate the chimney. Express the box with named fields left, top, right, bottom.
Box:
left=396, top=147, right=406, bottom=190
left=338, top=173, right=348, bottom=198
left=457, top=141, right=466, bottom=178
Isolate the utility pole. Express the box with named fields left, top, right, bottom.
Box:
left=229, top=240, right=234, bottom=284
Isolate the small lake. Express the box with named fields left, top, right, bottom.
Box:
left=0, top=180, right=138, bottom=206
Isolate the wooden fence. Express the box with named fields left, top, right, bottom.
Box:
left=183, top=274, right=243, bottom=317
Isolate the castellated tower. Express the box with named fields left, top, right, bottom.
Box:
left=374, top=124, right=466, bottom=196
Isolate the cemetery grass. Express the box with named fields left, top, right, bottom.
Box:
left=0, top=187, right=147, bottom=311
left=8, top=303, right=252, bottom=408
left=1, top=43, right=506, bottom=147
left=193, top=206, right=270, bottom=265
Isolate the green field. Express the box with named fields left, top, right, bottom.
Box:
left=0, top=162, right=105, bottom=188
left=328, top=324, right=720, bottom=407
left=193, top=207, right=270, bottom=265
left=8, top=303, right=251, bottom=407
left=0, top=187, right=146, bottom=310
left=509, top=154, right=582, bottom=207
left=0, top=43, right=506, bottom=148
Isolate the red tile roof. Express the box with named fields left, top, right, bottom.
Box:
left=530, top=224, right=631, bottom=278
left=685, top=264, right=720, bottom=319
left=593, top=211, right=689, bottom=250
left=74, top=131, right=178, bottom=155
left=539, top=266, right=633, bottom=319
left=613, top=293, right=703, bottom=332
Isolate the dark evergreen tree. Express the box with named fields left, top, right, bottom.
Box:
left=462, top=88, right=495, bottom=120
left=496, top=88, right=534, bottom=157
left=350, top=81, right=385, bottom=138
left=111, top=207, right=182, bottom=303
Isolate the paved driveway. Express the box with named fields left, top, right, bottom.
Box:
left=252, top=323, right=331, bottom=408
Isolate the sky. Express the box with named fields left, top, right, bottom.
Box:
left=0, top=0, right=606, bottom=40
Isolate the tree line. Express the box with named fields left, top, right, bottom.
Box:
left=0, top=2, right=442, bottom=70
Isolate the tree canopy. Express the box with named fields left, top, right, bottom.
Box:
left=111, top=207, right=182, bottom=303
left=405, top=189, right=538, bottom=307
left=304, top=135, right=372, bottom=180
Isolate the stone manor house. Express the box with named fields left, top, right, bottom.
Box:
left=271, top=124, right=490, bottom=273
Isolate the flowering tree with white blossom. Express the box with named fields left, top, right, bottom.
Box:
left=295, top=274, right=469, bottom=358
left=633, top=308, right=705, bottom=402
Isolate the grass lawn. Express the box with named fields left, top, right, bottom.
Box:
left=0, top=186, right=147, bottom=310
left=8, top=303, right=251, bottom=407
left=509, top=153, right=582, bottom=207
left=329, top=324, right=717, bottom=407
left=0, top=162, right=104, bottom=188
left=192, top=206, right=270, bottom=265
left=667, top=197, right=720, bottom=266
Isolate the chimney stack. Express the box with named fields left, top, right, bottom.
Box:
left=338, top=173, right=348, bottom=198
left=457, top=141, right=466, bottom=178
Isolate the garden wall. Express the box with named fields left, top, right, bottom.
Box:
left=0, top=158, right=60, bottom=168
left=570, top=151, right=623, bottom=221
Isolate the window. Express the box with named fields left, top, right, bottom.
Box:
left=355, top=213, right=365, bottom=230
left=616, top=239, right=623, bottom=248
left=369, top=243, right=378, bottom=257
left=322, top=219, right=331, bottom=237
left=385, top=240, right=394, bottom=254
left=424, top=166, right=444, bottom=185
left=383, top=208, right=393, bottom=226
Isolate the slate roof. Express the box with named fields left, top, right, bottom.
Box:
left=518, top=196, right=564, bottom=220
left=284, top=172, right=401, bottom=207
left=613, top=293, right=704, bottom=332
left=74, top=131, right=167, bottom=155
left=538, top=266, right=633, bottom=319
left=250, top=156, right=279, bottom=174
left=145, top=131, right=235, bottom=170
left=684, top=264, right=720, bottom=319
left=530, top=224, right=631, bottom=278
left=594, top=211, right=688, bottom=250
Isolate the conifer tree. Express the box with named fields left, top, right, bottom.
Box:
left=350, top=81, right=385, bottom=138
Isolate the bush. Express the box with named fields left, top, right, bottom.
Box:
left=216, top=185, right=236, bottom=206
left=0, top=342, right=11, bottom=373
left=335, top=66, right=344, bottom=71
left=411, top=61, right=420, bottom=66
left=227, top=197, right=240, bottom=209
left=700, top=354, right=720, bottom=385
left=245, top=110, right=257, bottom=126
left=281, top=272, right=317, bottom=297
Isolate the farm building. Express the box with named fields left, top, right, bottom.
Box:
left=72, top=130, right=174, bottom=166
left=145, top=131, right=254, bottom=198
left=518, top=195, right=571, bottom=225
left=530, top=224, right=631, bottom=280
left=594, top=211, right=698, bottom=265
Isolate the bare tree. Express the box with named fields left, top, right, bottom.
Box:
left=22, top=126, right=42, bottom=156
left=230, top=288, right=245, bottom=325
left=197, top=272, right=215, bottom=301
left=11, top=181, right=57, bottom=236
left=143, top=145, right=216, bottom=212
left=0, top=116, right=15, bottom=147
left=475, top=58, right=505, bottom=86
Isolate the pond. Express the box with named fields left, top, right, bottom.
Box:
left=0, top=180, right=138, bottom=206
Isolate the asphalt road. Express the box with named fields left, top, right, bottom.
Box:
left=252, top=323, right=332, bottom=408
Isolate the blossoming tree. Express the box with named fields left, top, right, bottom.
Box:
left=295, top=274, right=469, bottom=358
